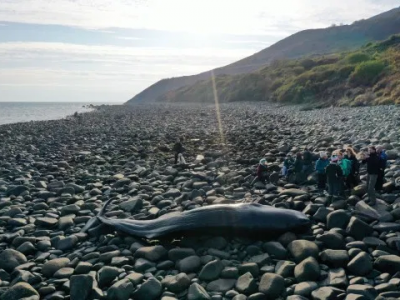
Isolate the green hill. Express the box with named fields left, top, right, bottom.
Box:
left=126, top=6, right=400, bottom=105
left=158, top=35, right=400, bottom=107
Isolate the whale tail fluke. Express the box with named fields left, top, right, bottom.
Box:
left=80, top=198, right=113, bottom=233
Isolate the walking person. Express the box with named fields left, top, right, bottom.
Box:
left=325, top=155, right=343, bottom=204
left=173, top=138, right=184, bottom=164
left=315, top=151, right=330, bottom=192
left=361, top=146, right=381, bottom=206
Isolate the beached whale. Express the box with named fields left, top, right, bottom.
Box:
left=82, top=199, right=311, bottom=239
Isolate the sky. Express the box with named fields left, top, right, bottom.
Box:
left=0, top=0, right=399, bottom=103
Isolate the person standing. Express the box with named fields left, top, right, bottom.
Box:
left=303, top=147, right=313, bottom=174
left=315, top=151, right=330, bottom=191
left=282, top=154, right=294, bottom=177
left=346, top=147, right=360, bottom=189
left=325, top=155, right=343, bottom=204
left=338, top=151, right=352, bottom=195
left=376, top=146, right=388, bottom=192
left=173, top=138, right=184, bottom=164
left=361, top=146, right=381, bottom=206
left=256, top=158, right=269, bottom=184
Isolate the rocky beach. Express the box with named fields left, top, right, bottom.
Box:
left=1, top=102, right=400, bottom=300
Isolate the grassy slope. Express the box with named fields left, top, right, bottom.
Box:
left=158, top=35, right=400, bottom=107
left=126, top=7, right=400, bottom=104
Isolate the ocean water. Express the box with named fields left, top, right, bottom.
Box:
left=0, top=102, right=96, bottom=125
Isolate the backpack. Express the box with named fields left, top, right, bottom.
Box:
left=340, top=159, right=351, bottom=177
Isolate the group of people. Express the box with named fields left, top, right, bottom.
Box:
left=256, top=146, right=388, bottom=205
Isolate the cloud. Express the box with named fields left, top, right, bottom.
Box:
left=0, top=0, right=398, bottom=35
left=115, top=36, right=143, bottom=41
left=0, top=41, right=255, bottom=102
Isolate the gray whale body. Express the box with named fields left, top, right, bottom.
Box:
left=82, top=200, right=311, bottom=239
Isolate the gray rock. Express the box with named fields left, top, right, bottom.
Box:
left=327, top=209, right=351, bottom=229
left=0, top=282, right=39, bottom=300
left=135, top=245, right=167, bottom=261
left=275, top=260, right=296, bottom=277
left=346, top=217, right=373, bottom=240
left=374, top=255, right=400, bottom=274
left=294, top=281, right=319, bottom=297
left=107, top=279, right=134, bottom=300
left=70, top=274, right=94, bottom=300
left=294, top=257, right=320, bottom=282
left=97, top=266, right=120, bottom=287
left=168, top=248, right=196, bottom=261
left=346, top=284, right=377, bottom=300
left=258, top=273, right=285, bottom=298
left=288, top=240, right=319, bottom=263
left=133, top=277, right=163, bottom=300
left=311, top=287, right=344, bottom=300
left=0, top=249, right=27, bottom=272
left=199, top=259, right=224, bottom=281
left=321, top=268, right=348, bottom=288
left=177, top=255, right=201, bottom=273
left=263, top=242, right=287, bottom=259
left=57, top=235, right=79, bottom=251
left=163, top=273, right=191, bottom=293
left=206, top=278, right=236, bottom=293
left=235, top=272, right=257, bottom=295
left=320, top=250, right=350, bottom=268
left=347, top=252, right=372, bottom=276
left=188, top=283, right=211, bottom=300
left=42, top=258, right=70, bottom=277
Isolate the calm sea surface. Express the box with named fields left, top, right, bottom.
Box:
left=0, top=102, right=101, bottom=125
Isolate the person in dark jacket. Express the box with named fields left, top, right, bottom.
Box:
left=293, top=153, right=304, bottom=173
left=315, top=151, right=329, bottom=191
left=345, top=147, right=360, bottom=189
left=326, top=155, right=343, bottom=203
left=303, top=147, right=313, bottom=174
left=173, top=138, right=184, bottom=164
left=256, top=158, right=269, bottom=183
left=375, top=146, right=387, bottom=192
left=282, top=154, right=294, bottom=177
left=361, top=146, right=382, bottom=205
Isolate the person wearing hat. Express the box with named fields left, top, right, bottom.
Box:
left=325, top=155, right=343, bottom=203
left=315, top=151, right=330, bottom=191
left=256, top=158, right=269, bottom=184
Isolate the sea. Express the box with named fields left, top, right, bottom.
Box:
left=0, top=102, right=103, bottom=125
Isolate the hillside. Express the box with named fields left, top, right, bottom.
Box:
left=158, top=35, right=400, bottom=107
left=126, top=6, right=400, bottom=104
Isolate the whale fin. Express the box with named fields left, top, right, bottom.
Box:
left=80, top=198, right=113, bottom=233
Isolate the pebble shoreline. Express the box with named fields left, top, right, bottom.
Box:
left=1, top=102, right=400, bottom=300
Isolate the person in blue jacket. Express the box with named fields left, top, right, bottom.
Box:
left=315, top=151, right=330, bottom=191
left=375, top=146, right=388, bottom=192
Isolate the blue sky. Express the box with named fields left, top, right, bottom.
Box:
left=0, top=0, right=399, bottom=103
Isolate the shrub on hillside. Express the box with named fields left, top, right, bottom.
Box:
left=346, top=52, right=370, bottom=64
left=351, top=92, right=375, bottom=106
left=349, top=60, right=386, bottom=85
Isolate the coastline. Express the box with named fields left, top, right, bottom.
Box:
left=0, top=102, right=400, bottom=299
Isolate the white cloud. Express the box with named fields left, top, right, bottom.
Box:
left=0, top=41, right=255, bottom=102
left=0, top=0, right=398, bottom=34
